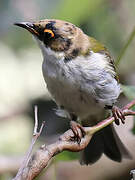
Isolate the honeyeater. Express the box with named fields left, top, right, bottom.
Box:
left=14, top=19, right=131, bottom=165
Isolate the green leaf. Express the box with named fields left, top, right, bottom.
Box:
left=55, top=151, right=79, bottom=162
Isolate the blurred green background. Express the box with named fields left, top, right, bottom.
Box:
left=0, top=0, right=135, bottom=179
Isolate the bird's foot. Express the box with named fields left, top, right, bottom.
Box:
left=70, top=121, right=85, bottom=144
left=112, top=106, right=125, bottom=125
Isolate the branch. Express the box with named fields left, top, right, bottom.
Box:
left=13, top=99, right=135, bottom=180
left=13, top=106, right=45, bottom=180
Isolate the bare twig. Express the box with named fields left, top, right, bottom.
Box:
left=13, top=106, right=45, bottom=180
left=33, top=105, right=38, bottom=136
left=24, top=106, right=45, bottom=168
left=13, top=99, right=135, bottom=180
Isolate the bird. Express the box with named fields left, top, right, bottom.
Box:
left=14, top=19, right=132, bottom=165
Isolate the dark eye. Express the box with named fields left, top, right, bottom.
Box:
left=44, top=29, right=54, bottom=39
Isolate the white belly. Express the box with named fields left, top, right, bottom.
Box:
left=41, top=47, right=120, bottom=121
left=42, top=60, right=104, bottom=120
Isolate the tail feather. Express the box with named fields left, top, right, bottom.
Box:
left=80, top=124, right=131, bottom=165
left=102, top=125, right=121, bottom=162
left=80, top=130, right=103, bottom=165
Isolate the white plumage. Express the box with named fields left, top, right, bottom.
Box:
left=39, top=41, right=121, bottom=122
left=14, top=19, right=131, bottom=164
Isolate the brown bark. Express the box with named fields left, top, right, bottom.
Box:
left=13, top=99, right=135, bottom=180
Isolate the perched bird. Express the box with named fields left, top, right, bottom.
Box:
left=14, top=19, right=131, bottom=165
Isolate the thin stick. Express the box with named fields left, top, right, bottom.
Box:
left=13, top=106, right=45, bottom=180
left=25, top=106, right=45, bottom=167
left=33, top=105, right=38, bottom=135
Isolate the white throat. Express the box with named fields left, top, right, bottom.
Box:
left=33, top=36, right=65, bottom=61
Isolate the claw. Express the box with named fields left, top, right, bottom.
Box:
left=70, top=121, right=85, bottom=144
left=112, top=106, right=125, bottom=125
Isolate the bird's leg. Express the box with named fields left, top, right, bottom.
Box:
left=70, top=114, right=85, bottom=144
left=70, top=121, right=85, bottom=144
left=112, top=106, right=125, bottom=125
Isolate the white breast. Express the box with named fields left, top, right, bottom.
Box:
left=39, top=41, right=120, bottom=120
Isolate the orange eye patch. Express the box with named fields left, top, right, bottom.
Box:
left=44, top=29, right=54, bottom=38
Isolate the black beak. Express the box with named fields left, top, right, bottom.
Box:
left=14, top=22, right=39, bottom=36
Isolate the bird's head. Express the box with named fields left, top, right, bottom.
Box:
left=14, top=19, right=90, bottom=60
